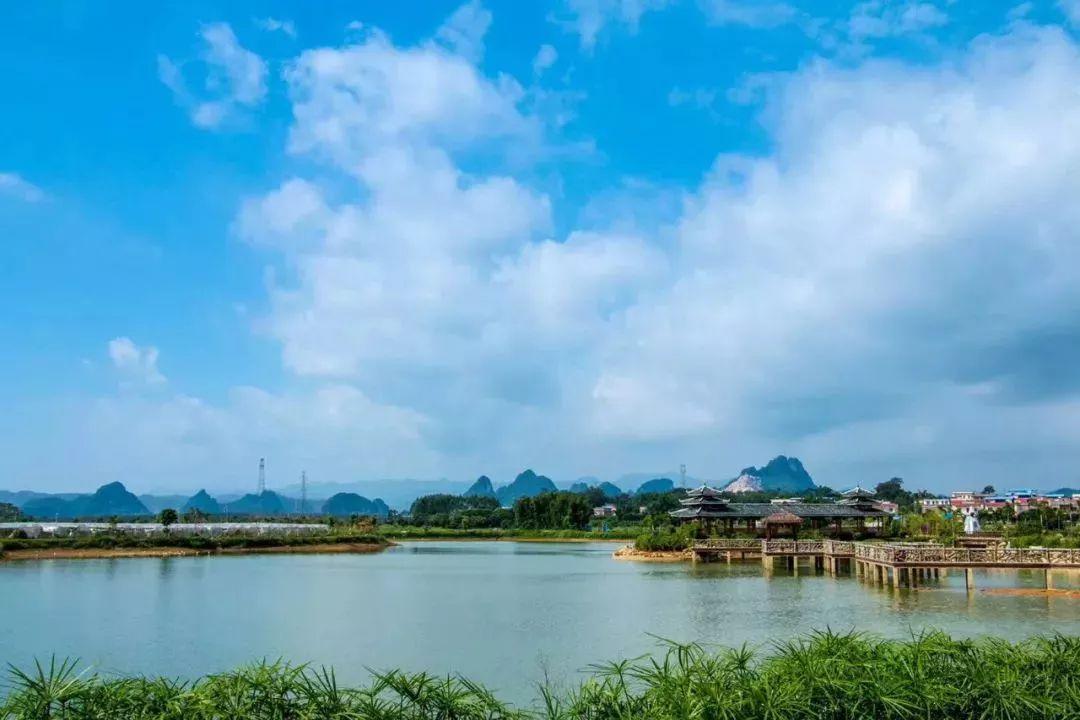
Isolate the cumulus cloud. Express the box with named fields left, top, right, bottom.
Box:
left=0, top=172, right=45, bottom=202
left=158, top=22, right=268, bottom=129
left=45, top=8, right=1080, bottom=491
left=237, top=15, right=1080, bottom=487
left=108, top=337, right=166, bottom=387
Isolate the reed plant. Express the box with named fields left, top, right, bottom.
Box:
left=3, top=630, right=1079, bottom=719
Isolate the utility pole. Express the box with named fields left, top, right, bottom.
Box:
left=257, top=457, right=266, bottom=495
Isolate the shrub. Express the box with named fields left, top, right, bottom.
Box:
left=4, top=632, right=1080, bottom=719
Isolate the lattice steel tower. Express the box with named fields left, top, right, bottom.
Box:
left=300, top=470, right=308, bottom=514
left=680, top=463, right=687, bottom=488
left=257, top=457, right=266, bottom=495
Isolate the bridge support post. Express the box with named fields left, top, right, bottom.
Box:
left=1045, top=569, right=1053, bottom=590
left=965, top=568, right=975, bottom=592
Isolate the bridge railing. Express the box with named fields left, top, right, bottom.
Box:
left=763, top=540, right=824, bottom=555
left=823, top=540, right=855, bottom=556
left=853, top=544, right=1080, bottom=566
left=692, top=538, right=762, bottom=550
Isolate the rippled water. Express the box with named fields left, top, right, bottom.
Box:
left=2, top=541, right=1078, bottom=701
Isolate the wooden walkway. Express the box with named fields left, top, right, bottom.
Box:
left=691, top=539, right=1080, bottom=589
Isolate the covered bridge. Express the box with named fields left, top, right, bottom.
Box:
left=669, top=485, right=890, bottom=534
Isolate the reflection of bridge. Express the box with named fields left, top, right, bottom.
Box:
left=691, top=539, right=1080, bottom=590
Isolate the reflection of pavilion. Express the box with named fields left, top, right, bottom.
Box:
left=670, top=485, right=889, bottom=535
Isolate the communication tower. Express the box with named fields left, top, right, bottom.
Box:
left=300, top=470, right=308, bottom=514
left=257, top=457, right=266, bottom=495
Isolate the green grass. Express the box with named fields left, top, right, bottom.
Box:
left=4, top=631, right=1079, bottom=719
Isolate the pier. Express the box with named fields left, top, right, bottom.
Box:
left=691, top=539, right=1080, bottom=589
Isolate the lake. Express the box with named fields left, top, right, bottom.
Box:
left=2, top=541, right=1079, bottom=702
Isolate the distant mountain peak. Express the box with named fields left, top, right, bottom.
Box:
left=636, top=478, right=675, bottom=495
left=724, top=455, right=816, bottom=494
left=464, top=476, right=496, bottom=498
left=496, top=469, right=556, bottom=506
left=322, top=492, right=389, bottom=517
left=183, top=489, right=222, bottom=515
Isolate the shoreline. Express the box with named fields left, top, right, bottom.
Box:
left=0, top=542, right=390, bottom=562
left=612, top=544, right=692, bottom=562
left=387, top=535, right=628, bottom=543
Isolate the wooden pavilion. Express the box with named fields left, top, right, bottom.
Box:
left=762, top=510, right=803, bottom=539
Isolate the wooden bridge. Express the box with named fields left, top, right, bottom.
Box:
left=691, top=539, right=1080, bottom=589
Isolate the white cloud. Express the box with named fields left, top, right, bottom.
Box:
left=0, top=172, right=45, bottom=202
left=1060, top=0, right=1080, bottom=26
left=66, top=384, right=437, bottom=493
left=158, top=22, right=268, bottom=130
left=435, top=0, right=493, bottom=62
left=256, top=17, right=297, bottom=38
left=532, top=43, right=559, bottom=76
left=108, top=337, right=166, bottom=387
left=701, top=0, right=799, bottom=28
left=284, top=30, right=536, bottom=168
left=558, top=0, right=674, bottom=49
left=847, top=1, right=948, bottom=40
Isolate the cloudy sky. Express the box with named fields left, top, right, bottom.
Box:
left=3, top=0, right=1080, bottom=494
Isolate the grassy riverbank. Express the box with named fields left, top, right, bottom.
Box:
left=0, top=532, right=388, bottom=561
left=377, top=525, right=637, bottom=541
left=3, top=631, right=1077, bottom=719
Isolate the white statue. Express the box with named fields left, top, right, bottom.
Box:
left=962, top=507, right=981, bottom=535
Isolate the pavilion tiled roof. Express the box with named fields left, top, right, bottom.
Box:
left=670, top=502, right=887, bottom=519
left=763, top=510, right=803, bottom=525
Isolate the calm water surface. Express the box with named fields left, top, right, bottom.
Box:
left=2, top=541, right=1079, bottom=701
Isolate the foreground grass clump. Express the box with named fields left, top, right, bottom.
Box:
left=4, top=631, right=1080, bottom=719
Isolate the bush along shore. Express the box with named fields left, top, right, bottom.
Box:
left=376, top=525, right=638, bottom=541
left=0, top=531, right=387, bottom=560
left=4, top=631, right=1079, bottom=719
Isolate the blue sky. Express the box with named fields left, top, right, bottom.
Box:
left=3, top=0, right=1080, bottom=494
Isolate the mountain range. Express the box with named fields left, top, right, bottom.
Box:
left=6, top=484, right=391, bottom=520
left=21, top=482, right=149, bottom=519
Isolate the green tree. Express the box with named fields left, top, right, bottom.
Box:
left=982, top=485, right=995, bottom=494
left=875, top=477, right=919, bottom=510
left=158, top=508, right=179, bottom=528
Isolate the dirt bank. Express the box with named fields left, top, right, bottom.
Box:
left=0, top=542, right=389, bottom=562
left=612, top=545, right=692, bottom=562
